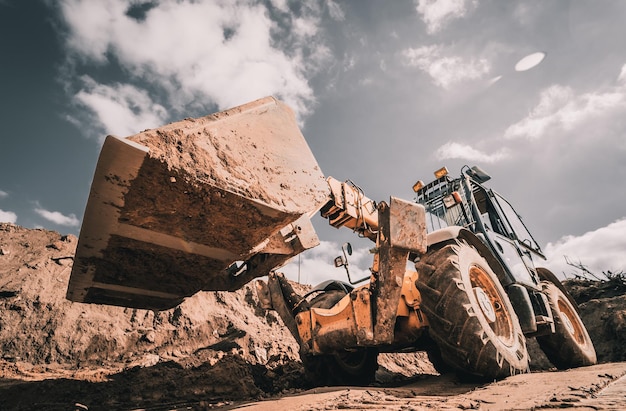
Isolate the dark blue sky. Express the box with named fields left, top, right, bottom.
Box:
left=0, top=1, right=97, bottom=229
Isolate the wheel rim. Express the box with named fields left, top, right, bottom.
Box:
left=469, top=264, right=515, bottom=346
left=557, top=298, right=586, bottom=344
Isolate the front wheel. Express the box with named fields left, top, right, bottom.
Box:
left=536, top=281, right=597, bottom=369
left=302, top=290, right=378, bottom=386
left=416, top=242, right=529, bottom=380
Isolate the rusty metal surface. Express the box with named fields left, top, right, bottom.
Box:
left=352, top=287, right=374, bottom=345
left=371, top=201, right=413, bottom=344
left=309, top=294, right=358, bottom=353
left=389, top=197, right=427, bottom=254
left=67, top=97, right=328, bottom=310
left=267, top=272, right=303, bottom=346
left=321, top=177, right=379, bottom=241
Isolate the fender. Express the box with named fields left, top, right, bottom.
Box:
left=427, top=226, right=510, bottom=287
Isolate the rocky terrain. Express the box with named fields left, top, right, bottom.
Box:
left=1, top=222, right=625, bottom=410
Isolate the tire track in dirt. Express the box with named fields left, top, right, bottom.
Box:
left=231, top=363, right=626, bottom=411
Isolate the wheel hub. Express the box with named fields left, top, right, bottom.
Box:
left=474, top=286, right=496, bottom=323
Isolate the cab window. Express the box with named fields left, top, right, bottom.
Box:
left=493, top=192, right=541, bottom=252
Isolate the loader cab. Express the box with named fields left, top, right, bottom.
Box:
left=414, top=166, right=545, bottom=290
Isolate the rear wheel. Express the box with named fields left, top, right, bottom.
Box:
left=416, top=242, right=529, bottom=380
left=536, top=281, right=596, bottom=369
left=302, top=290, right=378, bottom=386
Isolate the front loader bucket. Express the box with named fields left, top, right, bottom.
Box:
left=67, top=97, right=328, bottom=310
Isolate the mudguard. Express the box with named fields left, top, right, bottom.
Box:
left=426, top=227, right=511, bottom=287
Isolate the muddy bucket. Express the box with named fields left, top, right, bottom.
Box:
left=67, top=97, right=328, bottom=310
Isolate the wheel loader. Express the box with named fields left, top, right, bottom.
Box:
left=67, top=96, right=596, bottom=386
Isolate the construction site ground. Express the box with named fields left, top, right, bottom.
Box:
left=1, top=223, right=626, bottom=410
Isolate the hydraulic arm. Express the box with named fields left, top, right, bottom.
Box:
left=257, top=176, right=428, bottom=354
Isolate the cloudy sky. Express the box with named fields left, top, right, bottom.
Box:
left=1, top=0, right=625, bottom=284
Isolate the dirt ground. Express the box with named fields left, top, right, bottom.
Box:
left=236, top=363, right=626, bottom=411
left=2, top=223, right=626, bottom=410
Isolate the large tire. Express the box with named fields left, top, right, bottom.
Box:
left=536, top=281, right=597, bottom=369
left=425, top=342, right=454, bottom=375
left=302, top=290, right=378, bottom=386
left=416, top=242, right=529, bottom=380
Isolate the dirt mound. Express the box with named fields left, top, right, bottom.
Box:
left=564, top=278, right=626, bottom=363
left=0, top=223, right=304, bottom=367
left=565, top=277, right=626, bottom=304
left=0, top=223, right=306, bottom=402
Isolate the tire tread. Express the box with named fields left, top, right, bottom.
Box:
left=416, top=242, right=529, bottom=380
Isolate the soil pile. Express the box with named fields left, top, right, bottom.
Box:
left=0, top=223, right=305, bottom=409
left=0, top=223, right=305, bottom=367
left=125, top=97, right=328, bottom=214
left=564, top=277, right=626, bottom=363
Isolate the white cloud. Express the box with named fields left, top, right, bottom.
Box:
left=280, top=240, right=372, bottom=285
left=0, top=191, right=15, bottom=223
left=504, top=82, right=626, bottom=140
left=514, top=51, right=546, bottom=72
left=269, top=0, right=289, bottom=13
left=618, top=63, right=626, bottom=84
left=327, top=0, right=345, bottom=21
left=292, top=16, right=319, bottom=39
left=343, top=54, right=356, bottom=72
left=544, top=218, right=626, bottom=279
left=34, top=207, right=80, bottom=227
left=0, top=210, right=17, bottom=224
left=403, top=45, right=490, bottom=89
left=486, top=75, right=503, bottom=87
left=415, top=0, right=476, bottom=34
left=74, top=76, right=168, bottom=138
left=59, top=0, right=325, bottom=123
left=435, top=141, right=510, bottom=163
